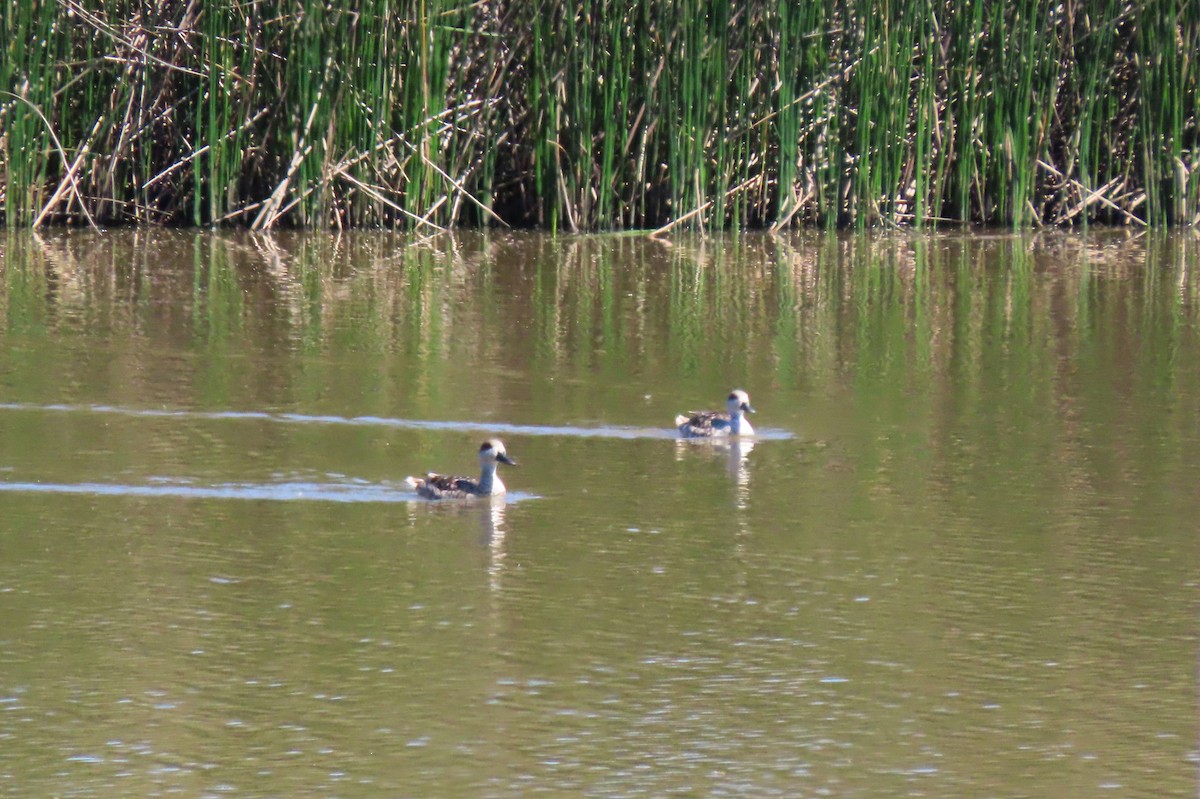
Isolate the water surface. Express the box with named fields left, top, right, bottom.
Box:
left=1, top=229, right=1197, bottom=796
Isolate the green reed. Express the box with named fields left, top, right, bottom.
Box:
left=1, top=0, right=1196, bottom=230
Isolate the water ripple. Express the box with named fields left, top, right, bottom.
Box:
left=0, top=477, right=538, bottom=504
left=0, top=402, right=794, bottom=440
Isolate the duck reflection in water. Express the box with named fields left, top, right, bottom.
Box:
left=481, top=498, right=508, bottom=593
left=402, top=491, right=510, bottom=592
left=674, top=435, right=756, bottom=504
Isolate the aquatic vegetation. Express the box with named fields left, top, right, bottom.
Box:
left=0, top=0, right=1196, bottom=229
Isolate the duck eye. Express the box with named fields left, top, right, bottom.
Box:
left=728, top=393, right=738, bottom=401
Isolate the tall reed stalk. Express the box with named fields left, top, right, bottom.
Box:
left=1, top=0, right=1196, bottom=230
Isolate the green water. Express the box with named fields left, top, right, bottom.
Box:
left=1, top=230, right=1197, bottom=796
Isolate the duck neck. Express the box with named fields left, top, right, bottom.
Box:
left=730, top=412, right=753, bottom=436
left=477, top=462, right=499, bottom=494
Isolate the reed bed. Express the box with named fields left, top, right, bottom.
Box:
left=1, top=0, right=1197, bottom=230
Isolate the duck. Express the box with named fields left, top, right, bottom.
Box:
left=675, top=389, right=756, bottom=437
left=405, top=439, right=517, bottom=499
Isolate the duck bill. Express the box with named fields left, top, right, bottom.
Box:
left=496, top=453, right=517, bottom=466
left=741, top=403, right=756, bottom=414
